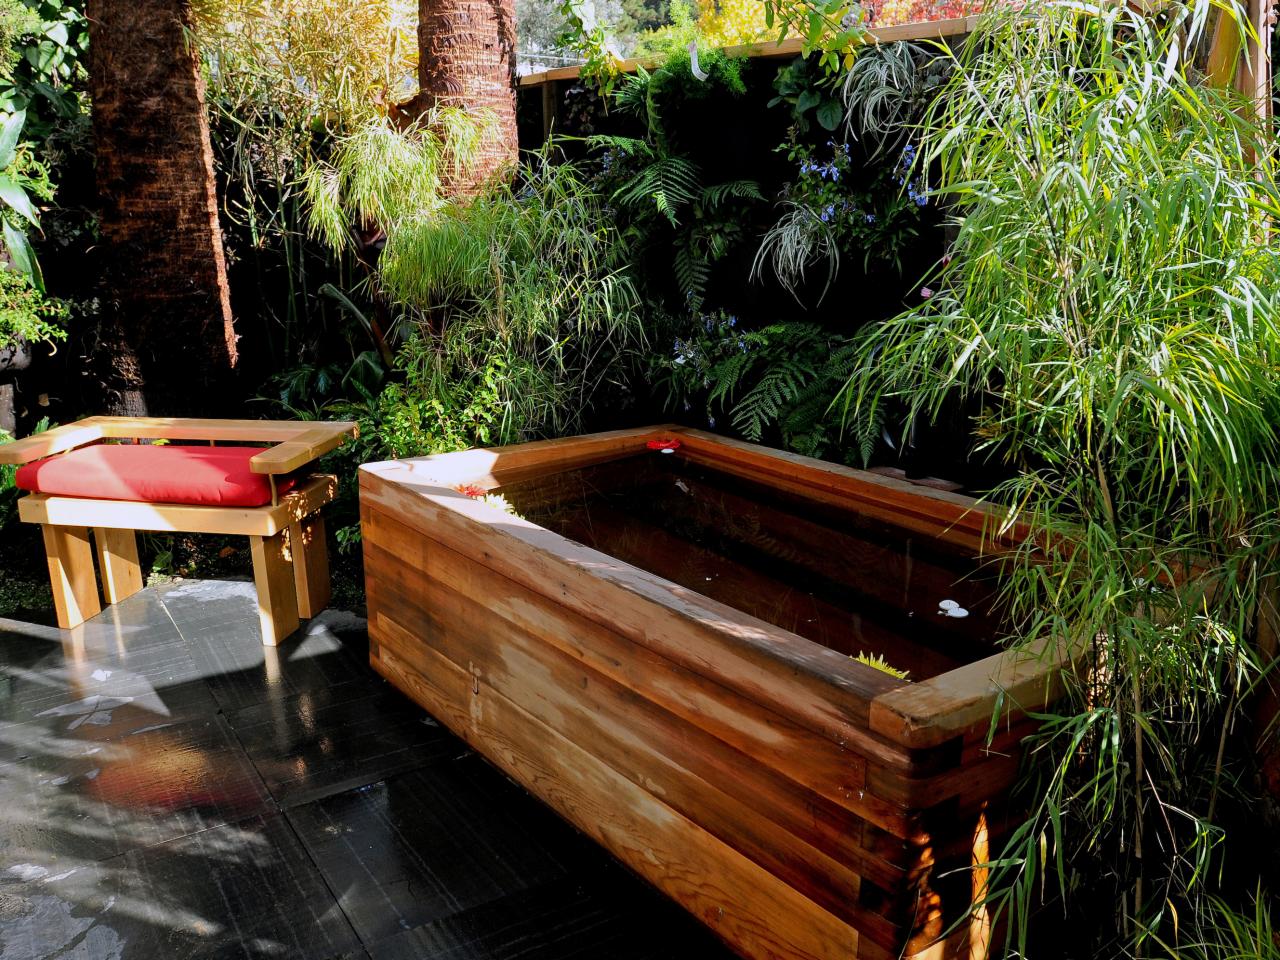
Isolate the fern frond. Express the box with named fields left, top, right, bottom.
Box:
left=706, top=350, right=759, bottom=406
left=731, top=358, right=818, bottom=441
left=852, top=399, right=885, bottom=466
left=614, top=156, right=701, bottom=225
left=586, top=134, right=654, bottom=159
left=673, top=241, right=711, bottom=306
left=701, top=179, right=764, bottom=209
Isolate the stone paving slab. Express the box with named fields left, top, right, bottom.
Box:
left=0, top=582, right=734, bottom=960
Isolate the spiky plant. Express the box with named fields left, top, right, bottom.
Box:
left=840, top=0, right=1280, bottom=954
left=311, top=132, right=643, bottom=452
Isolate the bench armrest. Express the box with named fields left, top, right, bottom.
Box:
left=250, top=425, right=357, bottom=475
left=0, top=419, right=106, bottom=465
left=0, top=416, right=357, bottom=473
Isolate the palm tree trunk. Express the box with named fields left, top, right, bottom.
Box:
left=87, top=0, right=238, bottom=416
left=412, top=0, right=518, bottom=194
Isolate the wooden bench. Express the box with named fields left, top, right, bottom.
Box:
left=0, top=416, right=357, bottom=645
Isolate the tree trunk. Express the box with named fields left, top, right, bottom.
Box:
left=412, top=0, right=518, bottom=194
left=87, top=0, right=238, bottom=417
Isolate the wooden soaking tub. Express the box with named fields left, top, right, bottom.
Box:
left=359, top=426, right=1064, bottom=960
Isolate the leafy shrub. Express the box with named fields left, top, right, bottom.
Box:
left=753, top=136, right=925, bottom=301
left=0, top=109, right=65, bottom=348
left=311, top=132, right=643, bottom=460
left=0, top=266, right=66, bottom=348
left=591, top=50, right=761, bottom=310
left=653, top=310, right=862, bottom=458
left=840, top=0, right=1280, bottom=952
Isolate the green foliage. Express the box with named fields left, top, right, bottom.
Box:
left=754, top=136, right=924, bottom=302
left=761, top=0, right=866, bottom=71
left=0, top=415, right=46, bottom=523
left=196, top=1, right=426, bottom=387
left=0, top=108, right=66, bottom=347
left=315, top=139, right=643, bottom=461
left=840, top=39, right=950, bottom=153
left=0, top=0, right=87, bottom=139
left=0, top=0, right=40, bottom=81
left=304, top=110, right=491, bottom=252
left=768, top=57, right=844, bottom=134
left=556, top=0, right=628, bottom=95
left=194, top=0, right=416, bottom=133
left=592, top=52, right=761, bottom=310
left=655, top=311, right=857, bottom=457
left=0, top=425, right=13, bottom=521
left=1160, top=890, right=1280, bottom=960
left=0, top=264, right=65, bottom=347
left=839, top=0, right=1280, bottom=952
left=628, top=0, right=700, bottom=59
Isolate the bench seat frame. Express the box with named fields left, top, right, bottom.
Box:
left=1, top=417, right=356, bottom=645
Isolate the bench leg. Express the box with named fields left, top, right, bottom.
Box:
left=94, top=528, right=143, bottom=605
left=289, top=513, right=330, bottom=620
left=250, top=530, right=299, bottom=647
left=41, top=524, right=101, bottom=629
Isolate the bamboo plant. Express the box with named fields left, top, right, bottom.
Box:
left=841, top=1, right=1280, bottom=954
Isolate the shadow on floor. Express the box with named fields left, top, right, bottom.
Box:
left=0, top=581, right=735, bottom=959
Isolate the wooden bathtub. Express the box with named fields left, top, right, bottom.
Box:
left=359, top=426, right=1064, bottom=960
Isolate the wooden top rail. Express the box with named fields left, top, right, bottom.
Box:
left=0, top=416, right=358, bottom=474
left=518, top=16, right=979, bottom=88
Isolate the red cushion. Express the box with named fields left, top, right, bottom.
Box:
left=15, top=444, right=297, bottom=508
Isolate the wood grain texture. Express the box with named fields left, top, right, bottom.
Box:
left=0, top=421, right=105, bottom=465
left=18, top=474, right=338, bottom=537
left=360, top=428, right=1063, bottom=960
left=371, top=631, right=862, bottom=960
left=289, top=513, right=330, bottom=619
left=0, top=416, right=356, bottom=468
left=250, top=529, right=300, bottom=646
left=94, top=526, right=143, bottom=604
left=41, top=524, right=102, bottom=629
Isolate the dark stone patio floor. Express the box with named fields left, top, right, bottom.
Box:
left=0, top=580, right=734, bottom=959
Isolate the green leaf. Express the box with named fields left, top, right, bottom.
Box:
left=815, top=100, right=842, bottom=131
left=4, top=221, right=42, bottom=291
left=0, top=174, right=38, bottom=226
left=796, top=89, right=821, bottom=112
left=0, top=110, right=25, bottom=169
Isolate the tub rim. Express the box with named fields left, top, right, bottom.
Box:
left=359, top=425, right=1068, bottom=750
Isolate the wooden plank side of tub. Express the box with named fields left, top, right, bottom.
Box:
left=367, top=610, right=863, bottom=960
left=358, top=431, right=1049, bottom=960
left=368, top=575, right=909, bottom=945
left=360, top=504, right=918, bottom=830
left=367, top=424, right=676, bottom=490
left=363, top=504, right=941, bottom=954
left=668, top=428, right=1013, bottom=556
left=360, top=466, right=902, bottom=746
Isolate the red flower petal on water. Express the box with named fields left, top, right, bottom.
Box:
left=646, top=438, right=682, bottom=451
left=455, top=484, right=487, bottom=498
